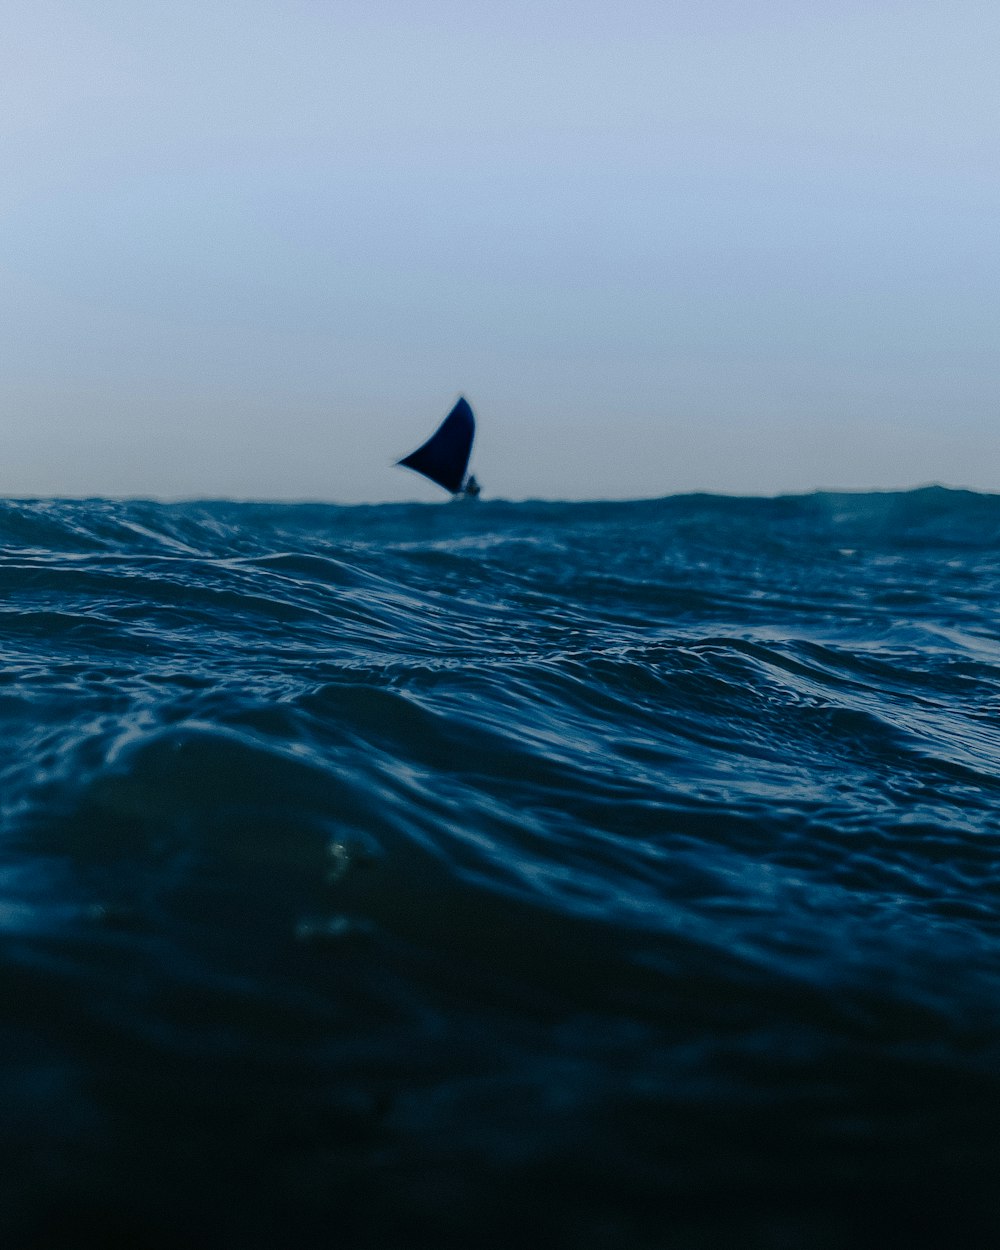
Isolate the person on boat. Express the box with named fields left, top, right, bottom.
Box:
left=462, top=474, right=481, bottom=500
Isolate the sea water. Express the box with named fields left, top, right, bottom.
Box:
left=1, top=489, right=999, bottom=1247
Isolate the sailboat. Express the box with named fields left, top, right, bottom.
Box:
left=397, top=397, right=481, bottom=499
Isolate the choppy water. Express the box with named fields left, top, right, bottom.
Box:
left=2, top=487, right=1000, bottom=1248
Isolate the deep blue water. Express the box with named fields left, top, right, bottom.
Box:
left=2, top=488, right=1000, bottom=1248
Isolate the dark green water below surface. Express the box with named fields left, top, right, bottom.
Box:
left=2, top=489, right=1000, bottom=1247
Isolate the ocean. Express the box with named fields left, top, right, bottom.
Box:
left=2, top=488, right=999, bottom=1248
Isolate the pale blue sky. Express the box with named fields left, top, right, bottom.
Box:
left=2, top=1, right=997, bottom=500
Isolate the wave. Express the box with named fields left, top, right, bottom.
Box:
left=1, top=488, right=1000, bottom=1246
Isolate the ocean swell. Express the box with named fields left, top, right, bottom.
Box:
left=2, top=488, right=1000, bottom=1247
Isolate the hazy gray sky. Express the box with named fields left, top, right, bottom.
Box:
left=3, top=1, right=997, bottom=501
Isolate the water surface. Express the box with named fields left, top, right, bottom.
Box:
left=2, top=488, right=999, bottom=1247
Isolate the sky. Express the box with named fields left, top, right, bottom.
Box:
left=2, top=0, right=997, bottom=501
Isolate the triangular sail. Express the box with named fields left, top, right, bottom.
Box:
left=397, top=398, right=475, bottom=495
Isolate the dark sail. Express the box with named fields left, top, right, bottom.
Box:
left=397, top=398, right=475, bottom=495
